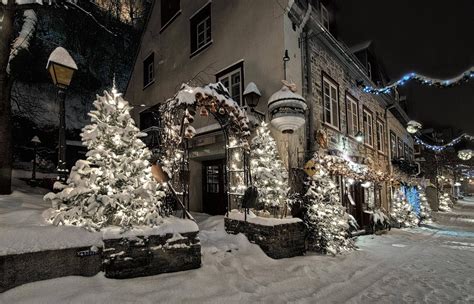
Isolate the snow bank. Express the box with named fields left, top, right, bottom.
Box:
left=102, top=217, right=199, bottom=240
left=227, top=209, right=301, bottom=226
left=0, top=179, right=198, bottom=255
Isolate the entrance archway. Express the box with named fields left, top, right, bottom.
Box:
left=152, top=83, right=252, bottom=216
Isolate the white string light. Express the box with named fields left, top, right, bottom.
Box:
left=414, top=134, right=474, bottom=152
left=361, top=66, right=474, bottom=94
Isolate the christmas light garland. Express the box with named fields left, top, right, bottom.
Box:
left=414, top=133, right=474, bottom=152
left=361, top=66, right=474, bottom=94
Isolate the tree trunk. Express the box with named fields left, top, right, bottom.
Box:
left=0, top=1, right=15, bottom=194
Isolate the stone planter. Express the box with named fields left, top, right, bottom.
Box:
left=224, top=217, right=306, bottom=259
left=0, top=246, right=102, bottom=293
left=103, top=231, right=201, bottom=279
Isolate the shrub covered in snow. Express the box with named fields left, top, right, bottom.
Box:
left=438, top=192, right=452, bottom=212
left=44, top=90, right=166, bottom=231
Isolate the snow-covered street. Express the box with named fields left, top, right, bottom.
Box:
left=1, top=194, right=474, bottom=303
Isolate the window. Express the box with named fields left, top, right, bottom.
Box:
left=143, top=53, right=154, bottom=88
left=362, top=109, right=373, bottom=147
left=320, top=3, right=330, bottom=31
left=217, top=63, right=243, bottom=105
left=206, top=165, right=220, bottom=193
left=376, top=120, right=385, bottom=152
left=390, top=131, right=397, bottom=158
left=398, top=139, right=404, bottom=159
left=408, top=148, right=414, bottom=161
left=190, top=3, right=211, bottom=55
left=404, top=144, right=410, bottom=160
left=346, top=95, right=358, bottom=137
left=161, top=0, right=180, bottom=29
left=323, top=76, right=339, bottom=128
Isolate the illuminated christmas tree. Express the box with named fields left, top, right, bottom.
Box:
left=418, top=187, right=433, bottom=224
left=44, top=89, right=166, bottom=231
left=390, top=189, right=419, bottom=228
left=303, top=158, right=354, bottom=255
left=250, top=122, right=289, bottom=212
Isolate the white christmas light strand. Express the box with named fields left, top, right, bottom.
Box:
left=414, top=133, right=474, bottom=152
left=361, top=66, right=474, bottom=94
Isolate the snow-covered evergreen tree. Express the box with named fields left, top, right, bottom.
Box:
left=303, top=163, right=354, bottom=255
left=44, top=89, right=166, bottom=231
left=438, top=192, right=452, bottom=212
left=418, top=187, right=433, bottom=224
left=390, top=189, right=418, bottom=228
left=250, top=122, right=289, bottom=211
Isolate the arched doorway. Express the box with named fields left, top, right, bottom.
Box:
left=150, top=83, right=252, bottom=216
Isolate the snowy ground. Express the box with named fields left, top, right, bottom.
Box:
left=1, top=182, right=474, bottom=303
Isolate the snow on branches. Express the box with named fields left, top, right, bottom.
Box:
left=7, top=9, right=37, bottom=74
left=438, top=192, right=452, bottom=212
left=418, top=187, right=433, bottom=224
left=44, top=89, right=166, bottom=231
left=303, top=159, right=355, bottom=255
left=390, top=189, right=418, bottom=228
left=250, top=122, right=289, bottom=212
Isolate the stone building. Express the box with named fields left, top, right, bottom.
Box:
left=125, top=0, right=415, bottom=224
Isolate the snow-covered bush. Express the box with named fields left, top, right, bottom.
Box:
left=303, top=162, right=355, bottom=255
left=250, top=122, right=289, bottom=213
left=368, top=208, right=391, bottom=233
left=44, top=90, right=166, bottom=231
left=438, top=192, right=452, bottom=212
left=390, top=189, right=418, bottom=228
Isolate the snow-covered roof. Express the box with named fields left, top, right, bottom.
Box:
left=243, top=82, right=261, bottom=96
left=1, top=0, right=52, bottom=4
left=268, top=84, right=305, bottom=105
left=349, top=40, right=372, bottom=54
left=46, top=47, right=78, bottom=70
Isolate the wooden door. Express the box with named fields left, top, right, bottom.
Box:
left=202, top=159, right=227, bottom=215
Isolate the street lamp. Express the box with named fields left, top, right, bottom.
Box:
left=30, top=135, right=41, bottom=184
left=406, top=120, right=422, bottom=134
left=243, top=82, right=264, bottom=122
left=46, top=47, right=77, bottom=182
left=355, top=131, right=364, bottom=143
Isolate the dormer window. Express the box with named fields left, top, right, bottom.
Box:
left=321, top=3, right=330, bottom=31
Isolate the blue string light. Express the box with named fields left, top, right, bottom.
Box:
left=361, top=67, right=474, bottom=94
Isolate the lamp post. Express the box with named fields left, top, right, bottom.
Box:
left=46, top=47, right=77, bottom=182
left=30, top=135, right=41, bottom=184
left=243, top=82, right=264, bottom=123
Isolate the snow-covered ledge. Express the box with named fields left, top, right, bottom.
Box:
left=225, top=210, right=305, bottom=259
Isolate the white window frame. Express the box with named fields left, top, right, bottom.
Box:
left=346, top=95, right=358, bottom=137
left=376, top=119, right=384, bottom=153
left=390, top=131, right=397, bottom=158
left=196, top=15, right=211, bottom=50
left=218, top=68, right=242, bottom=105
left=143, top=53, right=154, bottom=88
left=321, top=4, right=330, bottom=31
left=323, top=77, right=339, bottom=129
left=363, top=109, right=373, bottom=147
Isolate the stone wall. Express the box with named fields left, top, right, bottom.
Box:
left=224, top=218, right=306, bottom=259
left=103, top=231, right=201, bottom=279
left=0, top=246, right=102, bottom=293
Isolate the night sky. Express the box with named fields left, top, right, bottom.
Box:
left=335, top=0, right=474, bottom=134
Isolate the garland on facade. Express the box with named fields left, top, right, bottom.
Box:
left=414, top=134, right=474, bottom=152
left=361, top=66, right=474, bottom=94
left=308, top=153, right=391, bottom=183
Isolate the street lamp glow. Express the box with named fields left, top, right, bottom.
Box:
left=458, top=149, right=472, bottom=161
left=46, top=47, right=78, bottom=88
left=406, top=120, right=422, bottom=134
left=355, top=131, right=364, bottom=143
